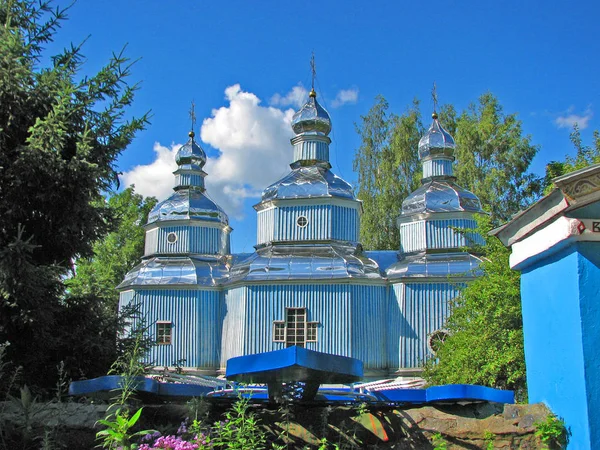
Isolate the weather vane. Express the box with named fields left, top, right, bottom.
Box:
left=431, top=82, right=439, bottom=118
left=189, top=101, right=196, bottom=138
left=310, top=52, right=317, bottom=97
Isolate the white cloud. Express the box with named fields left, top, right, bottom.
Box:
left=121, top=84, right=295, bottom=219
left=121, top=142, right=179, bottom=200
left=270, top=84, right=308, bottom=108
left=555, top=106, right=593, bottom=130
left=331, top=88, right=359, bottom=108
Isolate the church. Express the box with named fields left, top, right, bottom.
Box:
left=118, top=84, right=486, bottom=379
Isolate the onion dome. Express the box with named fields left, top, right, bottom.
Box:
left=147, top=189, right=228, bottom=225
left=176, top=131, right=206, bottom=169
left=291, top=89, right=332, bottom=136
left=418, top=113, right=456, bottom=161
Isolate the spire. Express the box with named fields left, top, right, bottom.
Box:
left=174, top=103, right=207, bottom=191
left=189, top=100, right=197, bottom=138
left=418, top=85, right=456, bottom=180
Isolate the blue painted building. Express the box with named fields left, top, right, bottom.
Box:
left=118, top=89, right=485, bottom=379
left=493, top=164, right=600, bottom=449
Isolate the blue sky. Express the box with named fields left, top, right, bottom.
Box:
left=45, top=0, right=599, bottom=252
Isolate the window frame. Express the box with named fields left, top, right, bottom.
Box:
left=156, top=321, right=172, bottom=345
left=272, top=308, right=319, bottom=347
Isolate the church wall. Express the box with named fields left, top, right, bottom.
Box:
left=256, top=205, right=359, bottom=245
left=121, top=288, right=221, bottom=370
left=144, top=225, right=223, bottom=256
left=220, top=287, right=247, bottom=368
left=220, top=283, right=388, bottom=371
left=425, top=218, right=483, bottom=249
left=349, top=284, right=388, bottom=369
left=390, top=282, right=462, bottom=369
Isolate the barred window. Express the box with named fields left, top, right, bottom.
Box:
left=272, top=308, right=319, bottom=347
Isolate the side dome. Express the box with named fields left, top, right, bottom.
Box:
left=291, top=89, right=332, bottom=136
left=176, top=132, right=206, bottom=167
left=418, top=113, right=455, bottom=160
left=147, top=190, right=228, bottom=225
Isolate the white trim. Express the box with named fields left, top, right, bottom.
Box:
left=509, top=216, right=600, bottom=270
left=255, top=197, right=361, bottom=211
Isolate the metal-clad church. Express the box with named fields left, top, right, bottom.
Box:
left=118, top=86, right=485, bottom=379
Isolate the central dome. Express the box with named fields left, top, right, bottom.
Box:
left=291, top=89, right=332, bottom=136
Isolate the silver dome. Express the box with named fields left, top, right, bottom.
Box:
left=291, top=90, right=332, bottom=136
left=228, top=244, right=382, bottom=283
left=147, top=189, right=228, bottom=225
left=260, top=166, right=354, bottom=203
left=418, top=114, right=456, bottom=160
left=401, top=180, right=484, bottom=215
left=176, top=133, right=207, bottom=168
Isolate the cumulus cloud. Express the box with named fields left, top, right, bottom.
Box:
left=270, top=84, right=308, bottom=108
left=121, top=142, right=179, bottom=200
left=121, top=84, right=295, bottom=219
left=331, top=88, right=359, bottom=108
left=555, top=106, right=593, bottom=130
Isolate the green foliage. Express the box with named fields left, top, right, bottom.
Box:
left=534, top=414, right=570, bottom=449
left=353, top=93, right=541, bottom=249
left=0, top=0, right=147, bottom=391
left=423, top=215, right=527, bottom=400
left=431, top=432, right=447, bottom=450
left=96, top=407, right=154, bottom=450
left=484, top=430, right=495, bottom=450
left=210, top=397, right=267, bottom=449
left=452, top=93, right=541, bottom=223
left=354, top=96, right=423, bottom=250
left=544, top=126, right=600, bottom=194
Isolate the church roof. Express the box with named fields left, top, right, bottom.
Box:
left=386, top=252, right=482, bottom=279
left=418, top=113, right=456, bottom=160
left=260, top=165, right=354, bottom=203
left=147, top=189, right=228, bottom=225
left=401, top=179, right=484, bottom=216
left=117, top=256, right=229, bottom=289
left=228, top=244, right=382, bottom=283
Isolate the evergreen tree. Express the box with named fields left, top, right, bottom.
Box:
left=0, top=0, right=147, bottom=389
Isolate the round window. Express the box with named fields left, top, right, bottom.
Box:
left=427, top=329, right=449, bottom=355
left=296, top=216, right=308, bottom=228
left=167, top=232, right=178, bottom=244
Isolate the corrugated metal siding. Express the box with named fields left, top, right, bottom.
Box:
left=276, top=205, right=331, bottom=241
left=257, top=208, right=275, bottom=245
left=350, top=285, right=388, bottom=368
left=175, top=173, right=204, bottom=189
left=395, top=282, right=462, bottom=368
left=293, top=140, right=329, bottom=162
left=146, top=226, right=221, bottom=255
left=387, top=285, right=403, bottom=369
left=426, top=219, right=484, bottom=249
left=221, top=284, right=387, bottom=370
left=135, top=289, right=221, bottom=369
left=221, top=287, right=247, bottom=367
left=145, top=229, right=158, bottom=256
left=423, top=159, right=453, bottom=178
left=400, top=221, right=426, bottom=253
left=331, top=205, right=359, bottom=242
